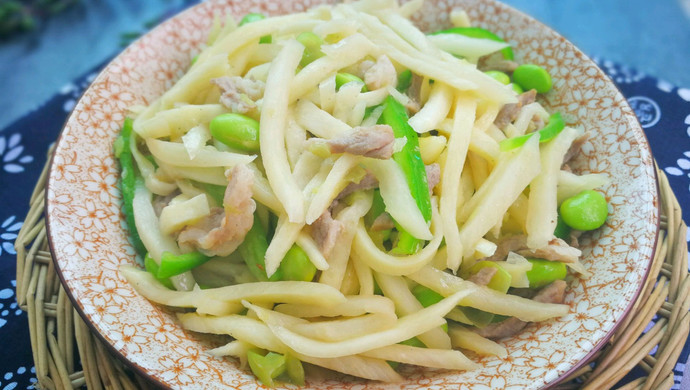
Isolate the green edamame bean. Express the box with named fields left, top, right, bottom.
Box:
left=296, top=31, right=324, bottom=67
left=210, top=113, right=260, bottom=152
left=559, top=190, right=608, bottom=231
left=526, top=258, right=567, bottom=289
left=335, top=73, right=367, bottom=92
left=484, top=70, right=511, bottom=85
left=512, top=64, right=552, bottom=93
left=280, top=245, right=317, bottom=282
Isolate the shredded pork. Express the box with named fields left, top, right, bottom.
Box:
left=211, top=76, right=265, bottom=114
left=152, top=191, right=180, bottom=217
left=425, top=163, right=441, bottom=195
left=311, top=209, right=344, bottom=259
left=494, top=89, right=537, bottom=128
left=327, top=125, right=395, bottom=159
left=177, top=164, right=256, bottom=256
left=364, top=55, right=397, bottom=90
left=480, top=235, right=580, bottom=263
left=468, top=267, right=497, bottom=287
left=371, top=213, right=395, bottom=231
left=563, top=133, right=590, bottom=164
left=516, top=238, right=581, bottom=263
left=339, top=172, right=378, bottom=199
left=475, top=280, right=567, bottom=339
left=477, top=51, right=519, bottom=73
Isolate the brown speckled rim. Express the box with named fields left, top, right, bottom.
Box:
left=491, top=1, right=660, bottom=386
left=43, top=3, right=202, bottom=389
left=43, top=0, right=660, bottom=388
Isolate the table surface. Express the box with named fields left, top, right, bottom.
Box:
left=0, top=0, right=689, bottom=389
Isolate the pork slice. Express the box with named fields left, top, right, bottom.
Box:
left=311, top=209, right=344, bottom=259
left=568, top=230, right=582, bottom=249
left=396, top=74, right=423, bottom=115
left=494, top=89, right=537, bottom=128
left=475, top=280, right=567, bottom=339
left=477, top=52, right=519, bottom=73
left=533, top=280, right=567, bottom=304
left=358, top=59, right=375, bottom=76
left=475, top=317, right=528, bottom=339
left=425, top=163, right=441, bottom=195
left=178, top=164, right=256, bottom=256
left=516, top=237, right=581, bottom=264
left=371, top=213, right=395, bottom=231
left=336, top=172, right=379, bottom=201
left=480, top=235, right=528, bottom=262
left=153, top=190, right=181, bottom=217
left=468, top=266, right=497, bottom=287
left=480, top=234, right=580, bottom=264
left=211, top=76, right=265, bottom=114
left=364, top=55, right=397, bottom=90
left=327, top=125, right=395, bottom=159
left=563, top=132, right=589, bottom=164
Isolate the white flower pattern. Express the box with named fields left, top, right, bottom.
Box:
left=0, top=216, right=22, bottom=256
left=0, top=134, right=33, bottom=173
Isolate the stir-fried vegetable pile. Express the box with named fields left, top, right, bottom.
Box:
left=116, top=0, right=609, bottom=385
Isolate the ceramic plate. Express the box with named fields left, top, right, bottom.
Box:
left=46, top=0, right=659, bottom=388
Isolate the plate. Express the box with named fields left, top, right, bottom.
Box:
left=45, top=0, right=659, bottom=388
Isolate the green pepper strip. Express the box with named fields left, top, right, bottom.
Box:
left=115, top=117, right=146, bottom=255
left=156, top=251, right=211, bottom=279
left=499, top=112, right=566, bottom=151
left=239, top=214, right=284, bottom=281
left=239, top=13, right=272, bottom=43
left=364, top=190, right=393, bottom=244
left=247, top=350, right=286, bottom=387
left=396, top=69, right=413, bottom=92
left=335, top=72, right=367, bottom=92
left=525, top=258, right=567, bottom=289
left=200, top=182, right=226, bottom=205
left=410, top=285, right=448, bottom=333
left=378, top=95, right=432, bottom=254
left=144, top=253, right=175, bottom=290
left=430, top=27, right=514, bottom=60
left=284, top=353, right=305, bottom=386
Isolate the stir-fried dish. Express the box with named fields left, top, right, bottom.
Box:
left=115, top=0, right=609, bottom=385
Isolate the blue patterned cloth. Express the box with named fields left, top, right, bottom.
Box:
left=1, top=31, right=689, bottom=390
